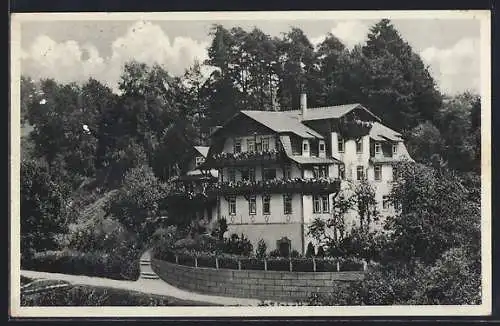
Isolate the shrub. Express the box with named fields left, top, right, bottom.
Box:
left=149, top=225, right=179, bottom=251
left=23, top=250, right=140, bottom=281
left=290, top=250, right=301, bottom=258
left=305, top=242, right=315, bottom=258
left=358, top=261, right=428, bottom=305
left=268, top=249, right=281, bottom=258
left=196, top=254, right=217, bottom=268
left=339, top=257, right=365, bottom=271
left=218, top=256, right=239, bottom=269
left=196, top=233, right=221, bottom=253
left=173, top=237, right=198, bottom=251
left=256, top=239, right=267, bottom=258
left=315, top=258, right=337, bottom=272
left=292, top=258, right=314, bottom=272
left=416, top=246, right=481, bottom=305
left=267, top=258, right=291, bottom=271
left=223, top=233, right=253, bottom=256
left=211, top=217, right=228, bottom=240
left=177, top=253, right=196, bottom=267
left=316, top=246, right=325, bottom=257
left=153, top=248, right=177, bottom=263
left=240, top=257, right=265, bottom=270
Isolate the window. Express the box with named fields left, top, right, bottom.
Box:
left=374, top=142, right=381, bottom=155
left=283, top=194, right=292, bottom=214
left=283, top=165, right=292, bottom=180
left=247, top=139, right=255, bottom=153
left=303, top=141, right=309, bottom=152
left=195, top=156, right=205, bottom=167
left=313, top=196, right=321, bottom=213
left=262, top=195, right=271, bottom=215
left=263, top=168, right=276, bottom=180
left=339, top=165, right=345, bottom=179
left=356, top=166, right=365, bottom=181
left=319, top=141, right=325, bottom=152
left=256, top=140, right=262, bottom=152
left=392, top=166, right=398, bottom=181
left=249, top=196, right=256, bottom=215
left=392, top=143, right=398, bottom=156
left=337, top=135, right=345, bottom=153
left=382, top=196, right=390, bottom=210
left=262, top=137, right=270, bottom=151
left=313, top=195, right=330, bottom=213
left=234, top=139, right=242, bottom=153
left=228, top=196, right=236, bottom=215
left=321, top=195, right=330, bottom=213
left=241, top=168, right=255, bottom=182
left=374, top=165, right=382, bottom=181
left=356, top=139, right=363, bottom=154
left=228, top=168, right=236, bottom=182
left=313, top=165, right=328, bottom=179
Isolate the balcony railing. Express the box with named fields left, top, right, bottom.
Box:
left=204, top=149, right=284, bottom=168
left=206, top=177, right=341, bottom=196
left=165, top=182, right=216, bottom=202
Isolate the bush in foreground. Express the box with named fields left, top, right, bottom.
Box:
left=22, top=250, right=140, bottom=281
left=21, top=283, right=220, bottom=306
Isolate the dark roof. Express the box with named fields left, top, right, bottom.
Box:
left=284, top=103, right=381, bottom=122
left=240, top=110, right=324, bottom=139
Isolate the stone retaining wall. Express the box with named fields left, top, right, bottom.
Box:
left=151, top=258, right=364, bottom=302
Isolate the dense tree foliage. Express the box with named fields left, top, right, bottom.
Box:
left=21, top=159, right=71, bottom=258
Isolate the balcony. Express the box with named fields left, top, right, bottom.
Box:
left=206, top=177, right=341, bottom=196
left=204, top=149, right=284, bottom=168
left=165, top=182, right=216, bottom=203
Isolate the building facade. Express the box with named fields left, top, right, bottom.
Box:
left=190, top=94, right=412, bottom=254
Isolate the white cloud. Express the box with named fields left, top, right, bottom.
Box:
left=420, top=37, right=480, bottom=95
left=311, top=20, right=370, bottom=49
left=21, top=21, right=210, bottom=92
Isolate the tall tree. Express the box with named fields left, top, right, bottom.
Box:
left=361, top=19, right=442, bottom=133
left=276, top=27, right=319, bottom=110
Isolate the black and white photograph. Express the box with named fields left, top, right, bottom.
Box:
left=10, top=10, right=491, bottom=317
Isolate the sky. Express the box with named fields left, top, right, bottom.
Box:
left=18, top=16, right=482, bottom=96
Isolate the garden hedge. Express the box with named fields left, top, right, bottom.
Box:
left=22, top=250, right=140, bottom=281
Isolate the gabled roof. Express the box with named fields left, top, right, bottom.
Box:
left=284, top=103, right=382, bottom=122
left=194, top=146, right=210, bottom=158
left=369, top=122, right=402, bottom=142
left=240, top=110, right=324, bottom=139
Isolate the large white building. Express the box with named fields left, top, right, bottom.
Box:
left=174, top=94, right=413, bottom=255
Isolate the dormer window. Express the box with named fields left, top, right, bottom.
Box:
left=392, top=143, right=398, bottom=156
left=356, top=139, right=363, bottom=154
left=247, top=139, right=255, bottom=152
left=374, top=142, right=381, bottom=155
left=337, top=135, right=345, bottom=153
left=262, top=137, right=270, bottom=151
left=234, top=139, right=242, bottom=153
left=319, top=141, right=325, bottom=152
left=195, top=156, right=205, bottom=167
